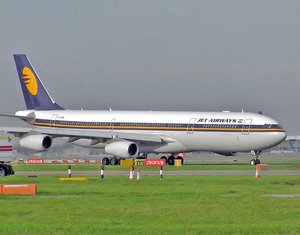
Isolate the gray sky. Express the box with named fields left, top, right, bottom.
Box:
left=0, top=0, right=299, bottom=134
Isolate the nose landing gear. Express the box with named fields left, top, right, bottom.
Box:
left=250, top=150, right=261, bottom=165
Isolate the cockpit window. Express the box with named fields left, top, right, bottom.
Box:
left=263, top=124, right=272, bottom=128
left=264, top=123, right=283, bottom=129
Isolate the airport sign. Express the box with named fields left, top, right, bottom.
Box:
left=145, top=159, right=166, bottom=167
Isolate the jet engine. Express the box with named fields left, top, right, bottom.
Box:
left=105, top=141, right=139, bottom=158
left=20, top=135, right=52, bottom=151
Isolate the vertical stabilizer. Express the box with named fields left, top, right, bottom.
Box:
left=13, top=54, right=63, bottom=110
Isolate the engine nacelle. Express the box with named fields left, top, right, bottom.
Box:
left=105, top=141, right=139, bottom=158
left=20, top=135, right=52, bottom=151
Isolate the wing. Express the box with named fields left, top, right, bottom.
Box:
left=0, top=126, right=176, bottom=143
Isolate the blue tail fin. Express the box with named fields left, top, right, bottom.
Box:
left=13, top=54, right=64, bottom=110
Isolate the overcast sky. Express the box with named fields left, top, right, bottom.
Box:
left=0, top=1, right=299, bottom=134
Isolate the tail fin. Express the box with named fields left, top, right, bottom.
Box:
left=13, top=54, right=64, bottom=110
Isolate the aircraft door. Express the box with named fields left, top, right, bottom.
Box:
left=110, top=118, right=116, bottom=133
left=50, top=114, right=58, bottom=127
left=187, top=118, right=197, bottom=134
left=242, top=119, right=252, bottom=135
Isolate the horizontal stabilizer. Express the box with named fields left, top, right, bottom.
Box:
left=0, top=113, right=36, bottom=124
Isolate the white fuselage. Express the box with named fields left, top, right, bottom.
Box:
left=16, top=110, right=286, bottom=154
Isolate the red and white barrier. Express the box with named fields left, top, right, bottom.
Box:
left=23, top=158, right=103, bottom=164
left=27, top=158, right=44, bottom=164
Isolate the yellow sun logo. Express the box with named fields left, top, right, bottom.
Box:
left=22, top=67, right=38, bottom=96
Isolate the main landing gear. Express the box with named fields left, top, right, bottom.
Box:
left=101, top=153, right=184, bottom=166
left=250, top=150, right=261, bottom=166
left=101, top=157, right=125, bottom=165
left=160, top=155, right=184, bottom=165
left=101, top=153, right=148, bottom=166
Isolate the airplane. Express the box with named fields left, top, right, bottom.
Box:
left=0, top=54, right=286, bottom=170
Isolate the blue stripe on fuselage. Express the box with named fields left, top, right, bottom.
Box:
left=33, top=119, right=285, bottom=132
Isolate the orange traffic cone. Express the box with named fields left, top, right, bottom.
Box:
left=129, top=166, right=134, bottom=180
left=136, top=168, right=141, bottom=180
left=255, top=164, right=260, bottom=180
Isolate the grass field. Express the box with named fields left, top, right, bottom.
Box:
left=11, top=163, right=300, bottom=172
left=1, top=163, right=300, bottom=234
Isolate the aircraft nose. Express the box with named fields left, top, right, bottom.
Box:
left=275, top=126, right=287, bottom=144
left=267, top=130, right=287, bottom=149
left=279, top=131, right=287, bottom=142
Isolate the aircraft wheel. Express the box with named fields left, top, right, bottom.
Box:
left=0, top=165, right=7, bottom=177
left=102, top=157, right=110, bottom=166
left=110, top=157, right=118, bottom=165
left=250, top=159, right=256, bottom=166
left=167, top=156, right=175, bottom=165
left=160, top=156, right=167, bottom=162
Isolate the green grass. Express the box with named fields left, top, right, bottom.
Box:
left=1, top=171, right=300, bottom=234
left=11, top=163, right=300, bottom=172
left=13, top=163, right=102, bottom=172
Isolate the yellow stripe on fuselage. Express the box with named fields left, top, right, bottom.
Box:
left=34, top=122, right=284, bottom=132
